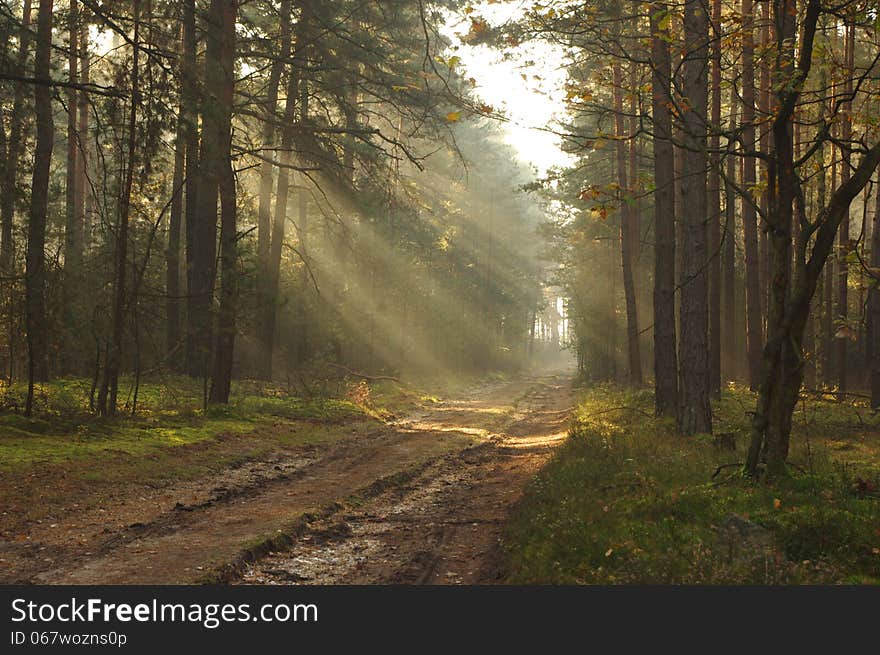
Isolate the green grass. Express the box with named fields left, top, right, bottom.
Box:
left=505, top=384, right=880, bottom=584
left=0, top=376, right=366, bottom=475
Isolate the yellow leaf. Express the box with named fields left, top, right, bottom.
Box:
left=446, top=111, right=461, bottom=123
left=773, top=498, right=782, bottom=510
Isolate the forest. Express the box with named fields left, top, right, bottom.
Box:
left=0, top=0, right=879, bottom=587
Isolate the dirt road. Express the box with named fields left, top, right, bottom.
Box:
left=3, top=372, right=573, bottom=584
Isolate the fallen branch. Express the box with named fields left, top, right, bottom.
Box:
left=711, top=462, right=743, bottom=480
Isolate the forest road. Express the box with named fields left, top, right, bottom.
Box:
left=10, top=371, right=574, bottom=584
left=238, top=371, right=575, bottom=585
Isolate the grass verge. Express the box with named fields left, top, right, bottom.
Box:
left=504, top=384, right=880, bottom=584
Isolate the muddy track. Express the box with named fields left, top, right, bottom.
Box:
left=2, top=372, right=573, bottom=584
left=238, top=372, right=574, bottom=585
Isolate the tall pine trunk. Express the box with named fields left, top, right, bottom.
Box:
left=677, top=0, right=712, bottom=435
left=205, top=0, right=237, bottom=404
left=741, top=0, right=763, bottom=390
left=166, top=45, right=186, bottom=366
left=650, top=2, right=677, bottom=416
left=612, top=52, right=641, bottom=387
left=722, top=87, right=739, bottom=380
left=24, top=0, right=54, bottom=416
left=836, top=21, right=854, bottom=398
left=708, top=0, right=722, bottom=395
left=62, top=0, right=82, bottom=375
left=255, top=0, right=292, bottom=379
left=870, top=167, right=880, bottom=407
left=182, top=0, right=203, bottom=377
left=97, top=0, right=140, bottom=416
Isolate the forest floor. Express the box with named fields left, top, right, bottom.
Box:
left=505, top=384, right=880, bottom=584
left=0, top=371, right=573, bottom=584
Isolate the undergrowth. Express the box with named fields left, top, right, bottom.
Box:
left=505, top=384, right=880, bottom=584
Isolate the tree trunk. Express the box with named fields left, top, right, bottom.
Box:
left=182, top=0, right=203, bottom=377
left=205, top=0, right=237, bottom=404
left=97, top=0, right=140, bottom=416
left=758, top=0, right=772, bottom=339
left=627, top=40, right=643, bottom=385
left=722, top=85, right=738, bottom=381
left=255, top=0, right=292, bottom=379
left=210, top=162, right=237, bottom=404
left=650, top=2, right=677, bottom=416
left=77, top=9, right=90, bottom=249
left=166, top=64, right=186, bottom=366
left=612, top=54, right=641, bottom=387
left=741, top=0, right=763, bottom=391
left=24, top=0, right=54, bottom=416
left=871, top=168, right=880, bottom=407
left=61, top=0, right=82, bottom=375
left=836, top=21, right=855, bottom=398
left=817, top=65, right=831, bottom=387
left=677, top=0, right=712, bottom=435
left=259, top=11, right=308, bottom=382
left=708, top=0, right=722, bottom=396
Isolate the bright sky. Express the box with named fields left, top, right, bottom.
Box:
left=440, top=1, right=574, bottom=175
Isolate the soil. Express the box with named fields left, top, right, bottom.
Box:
left=0, top=372, right=573, bottom=584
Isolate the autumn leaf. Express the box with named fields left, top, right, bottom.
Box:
left=446, top=111, right=461, bottom=123
left=773, top=498, right=782, bottom=510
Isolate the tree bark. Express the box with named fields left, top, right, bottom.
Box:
left=258, top=8, right=309, bottom=382
left=871, top=168, right=880, bottom=407
left=167, top=48, right=186, bottom=366
left=182, top=0, right=203, bottom=377
left=612, top=52, right=641, bottom=387
left=77, top=9, right=90, bottom=249
left=24, top=0, right=54, bottom=416
left=708, top=0, right=722, bottom=396
left=741, top=0, right=763, bottom=391
left=758, top=0, right=772, bottom=337
left=677, top=0, right=712, bottom=435
left=97, top=0, right=140, bottom=416
left=722, top=86, right=738, bottom=381
left=206, top=0, right=237, bottom=404
left=255, top=0, right=292, bottom=379
left=836, top=20, right=854, bottom=398
left=61, top=0, right=82, bottom=375
left=650, top=2, right=678, bottom=416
